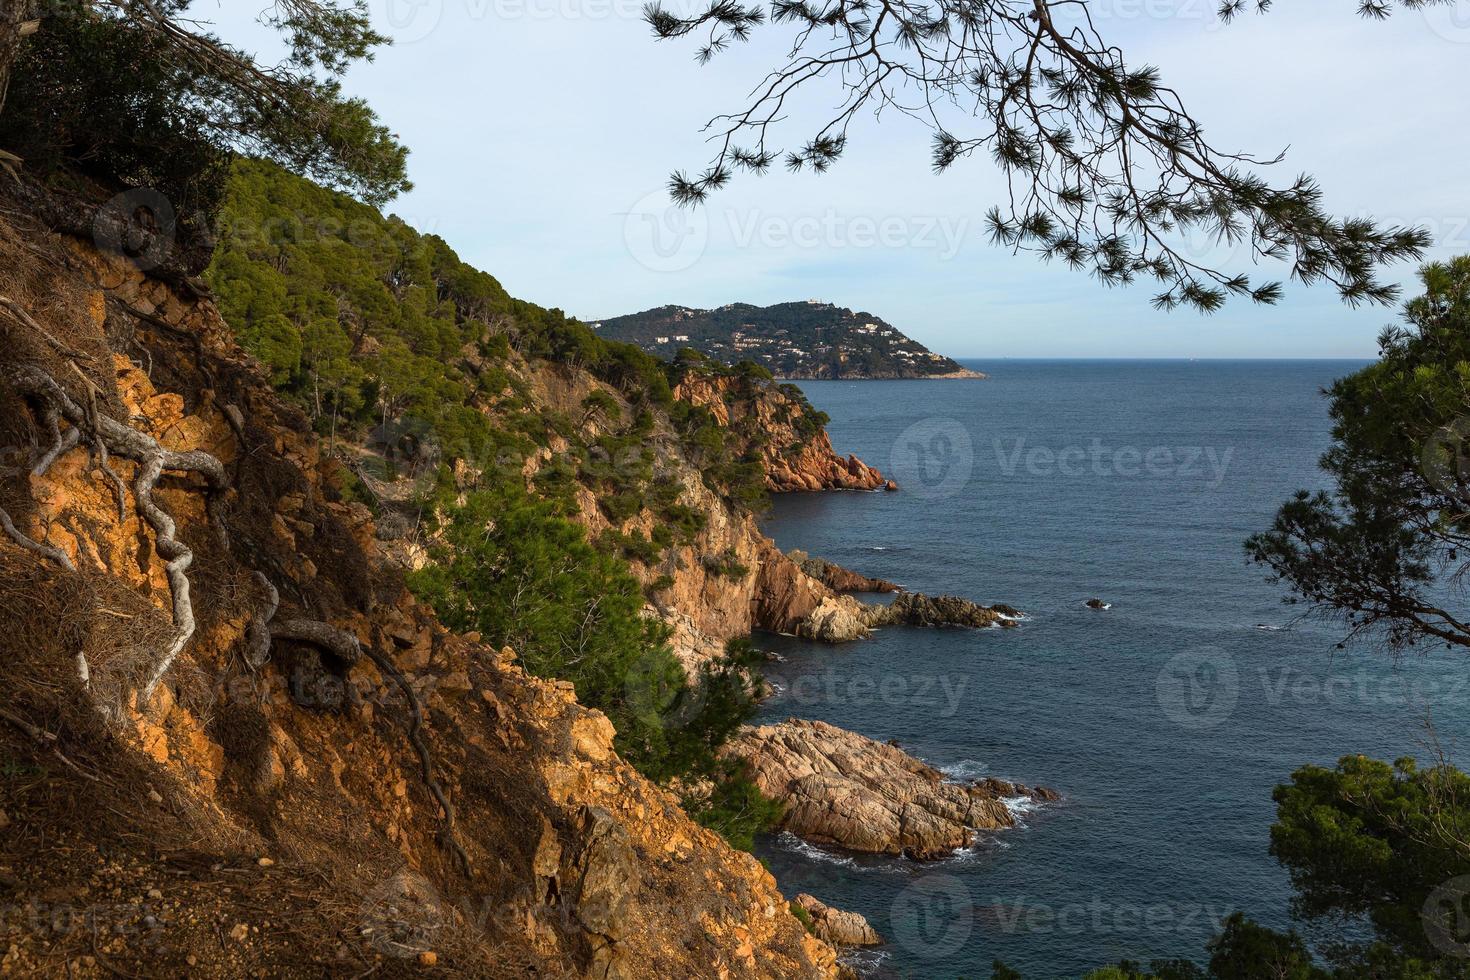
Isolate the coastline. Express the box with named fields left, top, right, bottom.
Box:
left=773, top=368, right=988, bottom=381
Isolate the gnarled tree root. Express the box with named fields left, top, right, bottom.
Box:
left=248, top=577, right=471, bottom=876
left=0, top=504, right=73, bottom=571
left=8, top=363, right=229, bottom=700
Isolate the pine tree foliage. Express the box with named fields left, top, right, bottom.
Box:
left=645, top=0, right=1435, bottom=311
left=1247, top=257, right=1470, bottom=650
left=0, top=2, right=409, bottom=206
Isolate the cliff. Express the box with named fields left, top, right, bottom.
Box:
left=0, top=191, right=840, bottom=977
left=671, top=368, right=895, bottom=493
left=198, top=161, right=887, bottom=674
left=595, top=302, right=986, bottom=380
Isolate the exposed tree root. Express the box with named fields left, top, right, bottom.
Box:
left=246, top=575, right=472, bottom=875
left=0, top=294, right=91, bottom=362
left=361, top=640, right=473, bottom=877
left=6, top=304, right=475, bottom=881
left=0, top=504, right=73, bottom=571
left=270, top=619, right=364, bottom=667
left=242, top=571, right=279, bottom=670
left=8, top=362, right=229, bottom=701
left=30, top=403, right=77, bottom=476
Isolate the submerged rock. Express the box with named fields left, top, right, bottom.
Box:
left=866, top=592, right=1020, bottom=630
left=794, top=894, right=882, bottom=947
left=726, top=719, right=1054, bottom=859
left=1085, top=598, right=1111, bottom=610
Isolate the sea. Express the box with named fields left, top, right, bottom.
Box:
left=753, top=359, right=1470, bottom=979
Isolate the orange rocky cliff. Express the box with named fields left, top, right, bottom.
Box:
left=672, top=371, right=896, bottom=493
left=0, top=199, right=840, bottom=978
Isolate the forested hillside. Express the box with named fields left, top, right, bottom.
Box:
left=200, top=159, right=885, bottom=847
left=596, top=301, right=984, bottom=378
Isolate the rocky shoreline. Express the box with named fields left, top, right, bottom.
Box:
left=727, top=719, right=1056, bottom=860
left=788, top=550, right=899, bottom=593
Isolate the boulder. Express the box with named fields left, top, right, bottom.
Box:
left=794, top=894, right=881, bottom=947
left=726, top=719, right=1053, bottom=859
left=794, top=596, right=872, bottom=643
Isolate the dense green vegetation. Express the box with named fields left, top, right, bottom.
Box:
left=599, top=301, right=972, bottom=378
left=0, top=3, right=409, bottom=253
left=1249, top=257, right=1470, bottom=652
left=208, top=159, right=668, bottom=455
left=206, top=160, right=779, bottom=516
left=411, top=500, right=774, bottom=843
left=200, top=159, right=786, bottom=847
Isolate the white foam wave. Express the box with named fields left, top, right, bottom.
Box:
left=776, top=832, right=856, bottom=868
left=1000, top=793, right=1047, bottom=830
left=840, top=947, right=890, bottom=976
left=939, top=759, right=988, bottom=781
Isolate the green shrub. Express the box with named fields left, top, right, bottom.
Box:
left=701, top=549, right=750, bottom=579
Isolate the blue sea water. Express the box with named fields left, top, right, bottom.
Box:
left=753, top=359, right=1470, bottom=979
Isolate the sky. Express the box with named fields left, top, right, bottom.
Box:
left=206, top=0, right=1470, bottom=357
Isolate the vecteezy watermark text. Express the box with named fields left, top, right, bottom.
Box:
left=994, top=438, right=1234, bottom=486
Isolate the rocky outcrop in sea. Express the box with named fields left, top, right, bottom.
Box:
left=866, top=592, right=1021, bottom=630
left=788, top=550, right=899, bottom=593
left=794, top=894, right=882, bottom=947
left=726, top=719, right=1055, bottom=859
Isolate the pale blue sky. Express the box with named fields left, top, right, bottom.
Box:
left=208, top=1, right=1470, bottom=357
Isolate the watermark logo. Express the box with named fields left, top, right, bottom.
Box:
left=1421, top=417, right=1470, bottom=500
left=776, top=668, right=971, bottom=717
left=624, top=647, right=704, bottom=731
left=889, top=418, right=974, bottom=500
left=1156, top=647, right=1238, bottom=730
left=1423, top=0, right=1470, bottom=43
left=371, top=0, right=445, bottom=43
left=359, top=871, right=446, bottom=958
left=890, top=874, right=972, bottom=959
left=1423, top=875, right=1470, bottom=957
left=994, top=438, right=1233, bottom=486
left=622, top=189, right=708, bottom=273
left=93, top=189, right=176, bottom=273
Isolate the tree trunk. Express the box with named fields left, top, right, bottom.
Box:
left=0, top=1, right=38, bottom=121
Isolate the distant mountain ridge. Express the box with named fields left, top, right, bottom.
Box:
left=592, top=301, right=985, bottom=379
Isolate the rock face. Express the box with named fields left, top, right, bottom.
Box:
left=440, top=345, right=883, bottom=674
left=751, top=542, right=873, bottom=644
left=788, top=550, right=899, bottom=594
left=672, top=371, right=894, bottom=492
left=0, top=202, right=840, bottom=979
left=794, top=894, right=882, bottom=947
left=727, top=719, right=1052, bottom=859
left=867, top=592, right=1020, bottom=630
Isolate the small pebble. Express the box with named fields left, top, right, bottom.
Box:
left=256, top=857, right=274, bottom=867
